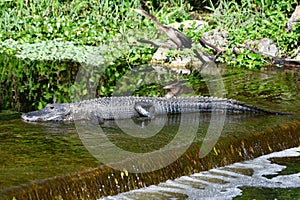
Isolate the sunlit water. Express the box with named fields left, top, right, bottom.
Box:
left=102, top=147, right=300, bottom=200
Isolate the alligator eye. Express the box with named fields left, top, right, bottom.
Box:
left=49, top=106, right=55, bottom=109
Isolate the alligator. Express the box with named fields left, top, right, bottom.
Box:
left=21, top=96, right=288, bottom=122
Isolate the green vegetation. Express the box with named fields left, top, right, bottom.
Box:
left=203, top=0, right=300, bottom=68
left=0, top=0, right=299, bottom=111
left=0, top=0, right=190, bottom=44
left=0, top=0, right=191, bottom=111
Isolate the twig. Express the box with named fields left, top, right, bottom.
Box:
left=237, top=44, right=300, bottom=67
left=199, top=37, right=223, bottom=54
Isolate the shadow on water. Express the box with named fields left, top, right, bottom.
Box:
left=0, top=66, right=300, bottom=199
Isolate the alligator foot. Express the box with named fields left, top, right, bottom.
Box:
left=134, top=102, right=155, bottom=118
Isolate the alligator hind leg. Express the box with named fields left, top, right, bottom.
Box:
left=134, top=102, right=155, bottom=119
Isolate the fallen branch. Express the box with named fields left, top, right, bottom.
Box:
left=199, top=37, right=223, bottom=54
left=237, top=44, right=300, bottom=67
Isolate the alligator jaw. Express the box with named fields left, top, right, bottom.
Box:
left=21, top=110, right=66, bottom=122
left=21, top=103, right=71, bottom=122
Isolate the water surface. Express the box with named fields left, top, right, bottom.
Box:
left=1, top=66, right=299, bottom=199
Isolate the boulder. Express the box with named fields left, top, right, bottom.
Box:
left=287, top=6, right=300, bottom=32
left=257, top=38, right=279, bottom=57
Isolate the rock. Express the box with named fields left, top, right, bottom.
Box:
left=149, top=20, right=210, bottom=73
left=257, top=38, right=279, bottom=57
left=151, top=46, right=172, bottom=62
left=287, top=6, right=300, bottom=32
left=293, top=46, right=300, bottom=60
left=151, top=47, right=194, bottom=73
left=151, top=47, right=209, bottom=73
left=202, top=30, right=228, bottom=51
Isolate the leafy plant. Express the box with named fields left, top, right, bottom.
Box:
left=0, top=0, right=193, bottom=111
left=203, top=0, right=299, bottom=68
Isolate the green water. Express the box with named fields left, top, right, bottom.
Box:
left=236, top=187, right=300, bottom=200
left=0, top=116, right=100, bottom=189
left=235, top=152, right=300, bottom=200
left=0, top=66, right=300, bottom=198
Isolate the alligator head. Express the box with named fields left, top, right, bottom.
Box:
left=21, top=103, right=71, bottom=122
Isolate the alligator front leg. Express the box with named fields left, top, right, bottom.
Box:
left=134, top=102, right=155, bottom=119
